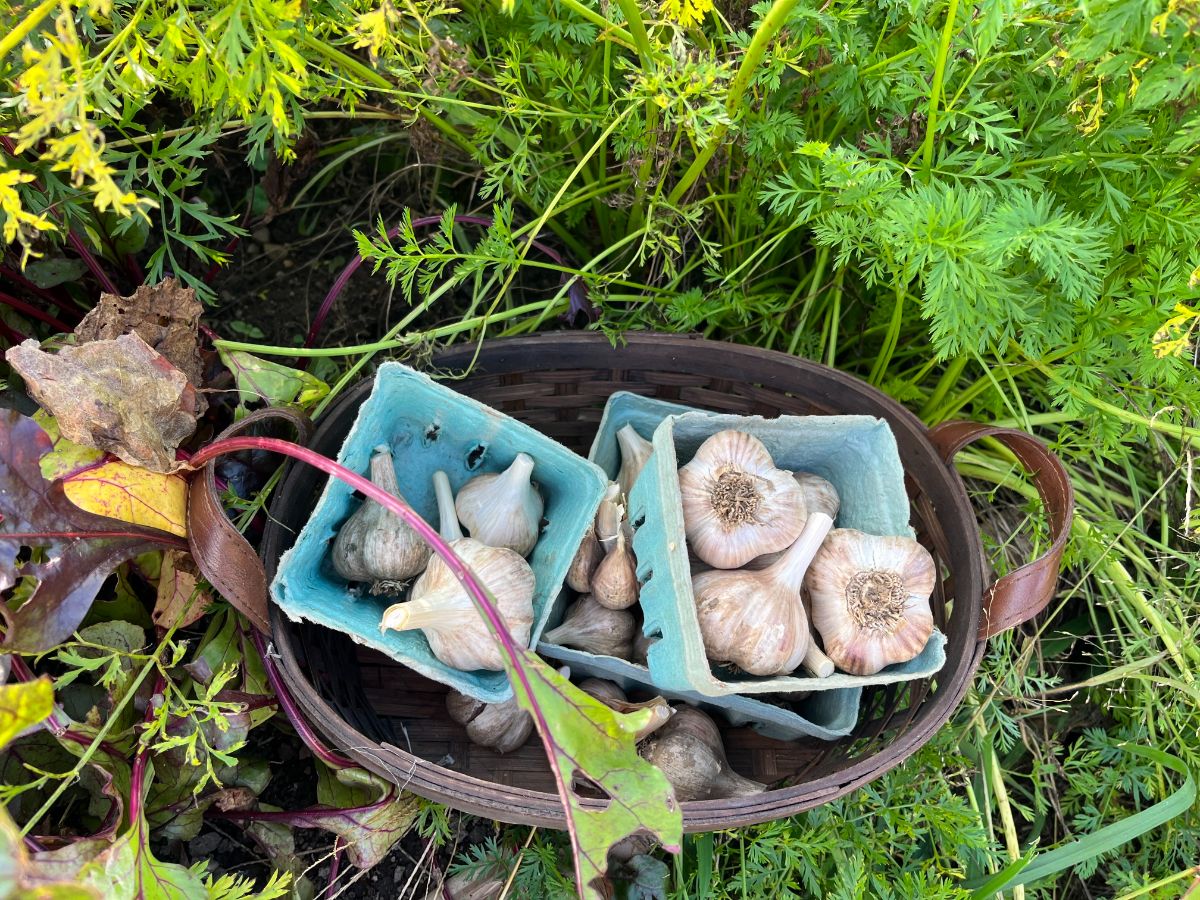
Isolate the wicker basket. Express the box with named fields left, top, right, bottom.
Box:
left=259, top=332, right=1071, bottom=832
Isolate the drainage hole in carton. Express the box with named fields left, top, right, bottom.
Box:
left=465, top=443, right=488, bottom=470
left=639, top=568, right=653, bottom=585
left=631, top=511, right=646, bottom=530
left=423, top=423, right=441, bottom=443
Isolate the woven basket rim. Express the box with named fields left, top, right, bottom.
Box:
left=262, top=331, right=988, bottom=831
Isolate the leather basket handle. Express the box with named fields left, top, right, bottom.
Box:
left=187, top=407, right=313, bottom=633
left=928, top=421, right=1074, bottom=642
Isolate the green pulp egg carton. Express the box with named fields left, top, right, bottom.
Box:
left=595, top=392, right=947, bottom=699
left=537, top=640, right=861, bottom=742
left=271, top=362, right=609, bottom=704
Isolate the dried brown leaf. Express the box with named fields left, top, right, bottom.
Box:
left=7, top=333, right=201, bottom=473
left=74, top=277, right=206, bottom=399
left=152, top=550, right=212, bottom=630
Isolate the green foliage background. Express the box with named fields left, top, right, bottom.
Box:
left=2, top=0, right=1199, bottom=896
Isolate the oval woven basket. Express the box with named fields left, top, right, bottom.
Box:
left=260, top=332, right=1070, bottom=832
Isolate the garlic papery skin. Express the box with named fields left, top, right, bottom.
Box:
left=639, top=707, right=765, bottom=801
left=631, top=631, right=657, bottom=666
left=744, top=472, right=840, bottom=571
left=595, top=483, right=623, bottom=551
left=805, top=529, right=936, bottom=676
left=381, top=471, right=535, bottom=672
left=616, top=424, right=653, bottom=500
left=678, top=431, right=807, bottom=569
left=578, top=678, right=673, bottom=740
left=691, top=505, right=833, bottom=676
left=331, top=446, right=432, bottom=593
left=543, top=594, right=636, bottom=658
left=446, top=689, right=532, bottom=754
left=454, top=452, right=544, bottom=557
left=591, top=529, right=638, bottom=610
left=565, top=524, right=603, bottom=593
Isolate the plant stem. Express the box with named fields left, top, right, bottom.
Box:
left=919, top=354, right=969, bottom=420
left=0, top=0, right=58, bottom=60
left=558, top=0, right=639, bottom=52
left=667, top=0, right=803, bottom=205
left=920, top=0, right=962, bottom=177
left=611, top=0, right=655, bottom=67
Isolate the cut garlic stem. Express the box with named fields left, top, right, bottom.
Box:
left=616, top=424, right=653, bottom=499
left=432, top=470, right=464, bottom=542
left=801, top=642, right=835, bottom=678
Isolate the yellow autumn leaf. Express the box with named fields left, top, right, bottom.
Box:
left=36, top=411, right=187, bottom=536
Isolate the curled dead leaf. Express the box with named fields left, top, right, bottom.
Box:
left=75, top=277, right=206, bottom=403
left=7, top=333, right=200, bottom=473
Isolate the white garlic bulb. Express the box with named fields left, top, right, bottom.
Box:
left=616, top=424, right=653, bottom=500
left=591, top=529, right=638, bottom=610
left=446, top=689, right=532, bottom=754
left=381, top=471, right=535, bottom=671
left=745, top=472, right=840, bottom=570
left=543, top=594, right=636, bottom=658
left=639, top=707, right=765, bottom=801
left=806, top=529, right=936, bottom=676
left=678, top=431, right=806, bottom=569
left=455, top=452, right=544, bottom=557
left=691, top=494, right=836, bottom=675
left=331, top=446, right=432, bottom=593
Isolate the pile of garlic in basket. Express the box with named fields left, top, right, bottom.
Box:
left=551, top=426, right=937, bottom=681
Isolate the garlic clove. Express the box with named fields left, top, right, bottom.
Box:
left=543, top=594, right=636, bottom=658
left=639, top=707, right=765, bottom=801
left=678, top=431, right=807, bottom=569
left=381, top=471, right=535, bottom=672
left=578, top=678, right=673, bottom=740
left=595, top=489, right=623, bottom=551
left=454, top=452, right=544, bottom=557
left=805, top=529, right=936, bottom=676
left=616, top=424, right=653, bottom=500
left=566, top=523, right=603, bottom=593
left=446, top=689, right=532, bottom=754
left=331, top=446, right=432, bottom=593
left=591, top=529, right=639, bottom=610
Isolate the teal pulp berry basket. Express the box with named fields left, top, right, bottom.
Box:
left=597, top=391, right=947, bottom=698
left=271, top=361, right=609, bottom=703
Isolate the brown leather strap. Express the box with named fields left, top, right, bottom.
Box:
left=928, top=422, right=1074, bottom=641
left=187, top=408, right=313, bottom=633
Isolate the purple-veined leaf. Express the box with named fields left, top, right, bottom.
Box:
left=0, top=410, right=186, bottom=654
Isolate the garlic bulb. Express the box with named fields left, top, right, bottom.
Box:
left=639, top=707, right=765, bottom=801
left=691, top=501, right=840, bottom=676
left=745, top=472, right=839, bottom=570
left=678, top=431, right=806, bottom=569
left=591, top=529, right=638, bottom=610
left=446, top=689, right=532, bottom=754
left=381, top=471, right=535, bottom=671
left=566, top=523, right=603, bottom=593
left=595, top=483, right=623, bottom=550
left=455, top=452, right=544, bottom=557
left=543, top=595, right=635, bottom=658
left=578, top=678, right=672, bottom=740
left=331, top=446, right=432, bottom=593
left=806, top=529, right=936, bottom=676
left=616, top=424, right=653, bottom=499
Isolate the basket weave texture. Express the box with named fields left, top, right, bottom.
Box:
left=262, top=332, right=992, bottom=831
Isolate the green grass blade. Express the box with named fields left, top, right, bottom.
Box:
left=968, top=745, right=1196, bottom=896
